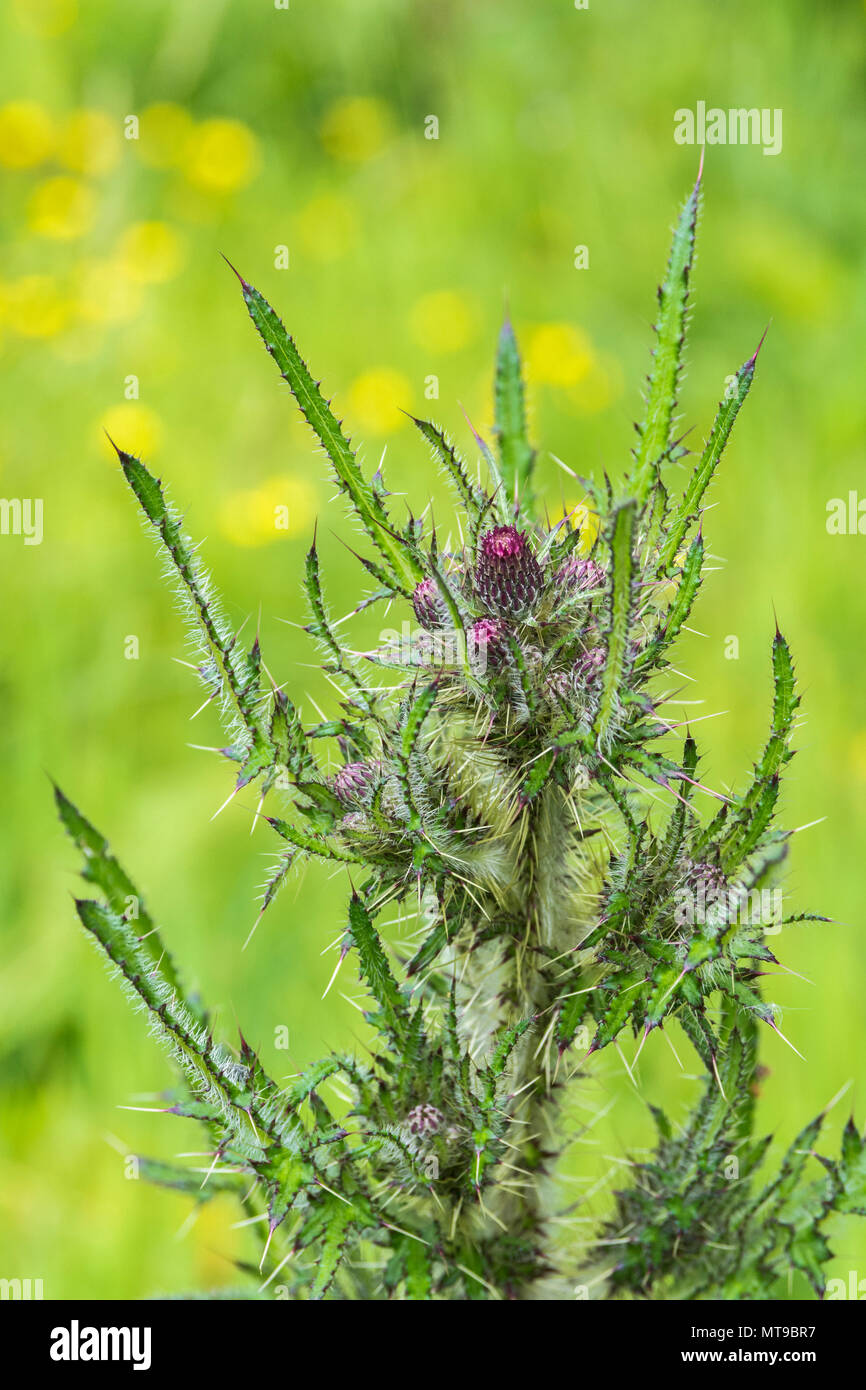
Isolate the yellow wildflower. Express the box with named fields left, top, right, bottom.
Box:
left=60, top=109, right=121, bottom=176
left=183, top=119, right=260, bottom=194
left=137, top=103, right=194, bottom=169
left=348, top=368, right=412, bottom=435
left=28, top=176, right=95, bottom=240
left=526, top=322, right=593, bottom=387
left=218, top=476, right=318, bottom=548
left=118, top=222, right=185, bottom=284
left=0, top=101, right=54, bottom=168
left=320, top=97, right=391, bottom=162
left=409, top=291, right=478, bottom=354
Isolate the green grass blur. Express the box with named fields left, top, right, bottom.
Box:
left=1, top=0, right=865, bottom=1299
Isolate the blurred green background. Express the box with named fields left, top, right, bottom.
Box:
left=1, top=0, right=865, bottom=1299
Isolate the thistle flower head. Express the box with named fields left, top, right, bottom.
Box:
left=684, top=858, right=729, bottom=902
left=682, top=859, right=732, bottom=926
left=684, top=858, right=727, bottom=888
left=332, top=759, right=382, bottom=806
left=572, top=645, right=606, bottom=688
left=555, top=554, right=605, bottom=593
left=412, top=576, right=447, bottom=631
left=405, top=1103, right=444, bottom=1137
left=468, top=615, right=506, bottom=671
left=480, top=525, right=526, bottom=561
left=474, top=525, right=543, bottom=618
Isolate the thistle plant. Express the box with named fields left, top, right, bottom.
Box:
left=58, top=170, right=866, bottom=1301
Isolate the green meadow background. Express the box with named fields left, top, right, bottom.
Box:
left=1, top=0, right=865, bottom=1299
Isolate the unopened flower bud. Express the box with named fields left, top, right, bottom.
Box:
left=412, top=577, right=448, bottom=631
left=555, top=554, right=605, bottom=594
left=405, top=1103, right=444, bottom=1137
left=468, top=616, right=507, bottom=673
left=333, top=760, right=382, bottom=807
left=572, top=646, right=606, bottom=688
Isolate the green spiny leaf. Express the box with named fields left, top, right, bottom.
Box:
left=267, top=815, right=364, bottom=864
left=493, top=314, right=534, bottom=508
left=631, top=169, right=701, bottom=504
left=594, top=499, right=638, bottom=747
left=396, top=680, right=439, bottom=828
left=345, top=893, right=408, bottom=1038
left=658, top=348, right=759, bottom=575
left=55, top=786, right=201, bottom=1017
left=75, top=899, right=269, bottom=1157
left=235, top=271, right=422, bottom=592
left=638, top=529, right=704, bottom=671
left=747, top=629, right=799, bottom=800
left=411, top=415, right=487, bottom=521
left=309, top=1198, right=358, bottom=1299
left=114, top=444, right=272, bottom=769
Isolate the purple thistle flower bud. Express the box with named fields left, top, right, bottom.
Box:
left=572, top=646, right=606, bottom=688
left=332, top=759, right=382, bottom=807
left=412, top=576, right=447, bottom=631
left=682, top=859, right=730, bottom=927
left=543, top=668, right=573, bottom=707
left=474, top=525, right=543, bottom=618
left=405, top=1103, right=443, bottom=1137
left=468, top=616, right=506, bottom=672
left=685, top=860, right=728, bottom=894
left=555, top=554, right=605, bottom=594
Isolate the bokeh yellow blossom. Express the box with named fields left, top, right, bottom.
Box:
left=296, top=194, right=359, bottom=262
left=320, top=97, right=392, bottom=162
left=562, top=352, right=624, bottom=416
left=3, top=275, right=71, bottom=338
left=75, top=259, right=144, bottom=324
left=183, top=119, right=260, bottom=194
left=409, top=291, right=479, bottom=354
left=59, top=109, right=121, bottom=176
left=526, top=322, right=594, bottom=387
left=99, top=403, right=162, bottom=459
left=28, top=176, right=95, bottom=240
left=0, top=101, right=55, bottom=168
left=118, top=222, right=186, bottom=284
left=348, top=368, right=412, bottom=435
left=137, top=103, right=195, bottom=169
left=218, top=475, right=318, bottom=548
